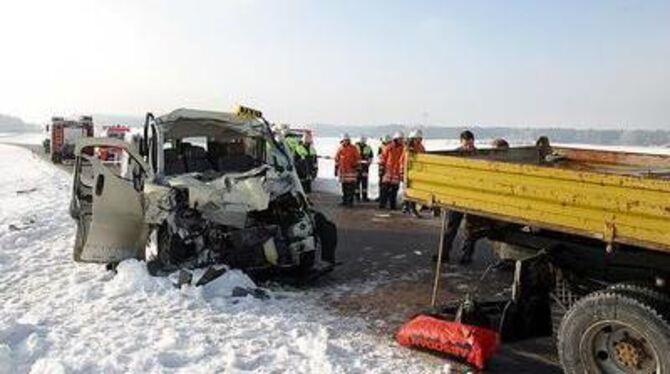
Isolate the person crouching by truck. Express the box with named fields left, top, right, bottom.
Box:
left=355, top=136, right=374, bottom=202
left=335, top=133, right=361, bottom=207
left=379, top=131, right=405, bottom=210
left=375, top=135, right=391, bottom=201
left=403, top=130, right=426, bottom=217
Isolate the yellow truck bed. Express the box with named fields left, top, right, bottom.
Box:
left=405, top=146, right=670, bottom=253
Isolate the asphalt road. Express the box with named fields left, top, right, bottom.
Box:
left=310, top=192, right=561, bottom=373
left=19, top=143, right=562, bottom=373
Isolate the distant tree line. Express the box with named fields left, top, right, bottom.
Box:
left=309, top=124, right=670, bottom=147
left=0, top=114, right=39, bottom=133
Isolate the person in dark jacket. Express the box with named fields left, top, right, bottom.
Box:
left=375, top=135, right=391, bottom=202
left=403, top=130, right=426, bottom=217
left=355, top=136, right=374, bottom=202
left=435, top=130, right=476, bottom=264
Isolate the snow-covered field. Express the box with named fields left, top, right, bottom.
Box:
left=0, top=144, right=445, bottom=374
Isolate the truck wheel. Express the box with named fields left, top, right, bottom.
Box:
left=558, top=290, right=670, bottom=374
left=607, top=282, right=670, bottom=305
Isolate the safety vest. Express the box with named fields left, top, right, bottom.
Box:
left=356, top=142, right=374, bottom=161
left=294, top=141, right=317, bottom=159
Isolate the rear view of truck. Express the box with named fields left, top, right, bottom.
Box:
left=405, top=141, right=670, bottom=373
left=49, top=116, right=94, bottom=164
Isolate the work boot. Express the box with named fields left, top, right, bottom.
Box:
left=459, top=254, right=473, bottom=265
left=431, top=253, right=450, bottom=264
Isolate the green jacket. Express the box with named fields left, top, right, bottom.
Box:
left=293, top=141, right=317, bottom=159
left=356, top=142, right=373, bottom=162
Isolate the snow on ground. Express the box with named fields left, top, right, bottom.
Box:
left=0, top=144, right=444, bottom=373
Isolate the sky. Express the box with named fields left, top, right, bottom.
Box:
left=0, top=0, right=668, bottom=129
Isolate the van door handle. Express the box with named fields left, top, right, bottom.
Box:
left=95, top=175, right=105, bottom=196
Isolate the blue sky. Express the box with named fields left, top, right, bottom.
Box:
left=0, top=0, right=668, bottom=128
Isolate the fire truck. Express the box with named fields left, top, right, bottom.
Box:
left=98, top=125, right=131, bottom=161
left=48, top=116, right=94, bottom=164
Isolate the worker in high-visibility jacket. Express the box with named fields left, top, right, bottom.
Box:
left=292, top=132, right=318, bottom=193
left=335, top=133, right=361, bottom=207
left=355, top=136, right=374, bottom=202
left=378, top=131, right=405, bottom=210
left=403, top=129, right=425, bottom=217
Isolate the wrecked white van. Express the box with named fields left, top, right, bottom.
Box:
left=69, top=107, right=336, bottom=276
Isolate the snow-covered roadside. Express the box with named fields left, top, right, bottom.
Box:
left=0, top=133, right=44, bottom=146
left=0, top=144, right=442, bottom=374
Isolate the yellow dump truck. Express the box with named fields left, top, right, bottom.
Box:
left=405, top=142, right=670, bottom=373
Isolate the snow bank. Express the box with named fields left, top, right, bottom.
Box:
left=0, top=133, right=44, bottom=145
left=0, top=144, right=442, bottom=373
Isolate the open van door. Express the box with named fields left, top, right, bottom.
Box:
left=70, top=138, right=152, bottom=263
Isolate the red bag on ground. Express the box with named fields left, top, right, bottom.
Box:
left=396, top=314, right=500, bottom=370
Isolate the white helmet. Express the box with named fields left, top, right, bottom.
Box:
left=302, top=132, right=313, bottom=143
left=409, top=129, right=423, bottom=139
left=359, top=135, right=368, bottom=144
left=392, top=131, right=404, bottom=140
left=341, top=133, right=351, bottom=142
left=278, top=123, right=290, bottom=136
left=382, top=134, right=392, bottom=143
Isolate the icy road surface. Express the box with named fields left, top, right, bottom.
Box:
left=0, top=144, right=444, bottom=374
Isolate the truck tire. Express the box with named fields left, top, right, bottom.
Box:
left=550, top=277, right=584, bottom=338
left=558, top=290, right=670, bottom=374
left=607, top=282, right=670, bottom=305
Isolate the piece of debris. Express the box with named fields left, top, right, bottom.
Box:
left=8, top=218, right=35, bottom=231
left=194, top=266, right=227, bottom=286
left=177, top=270, right=193, bottom=287
left=231, top=286, right=270, bottom=300
left=15, top=187, right=38, bottom=195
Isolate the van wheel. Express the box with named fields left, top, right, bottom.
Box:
left=558, top=290, right=670, bottom=374
left=313, top=211, right=337, bottom=263
left=296, top=250, right=316, bottom=276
